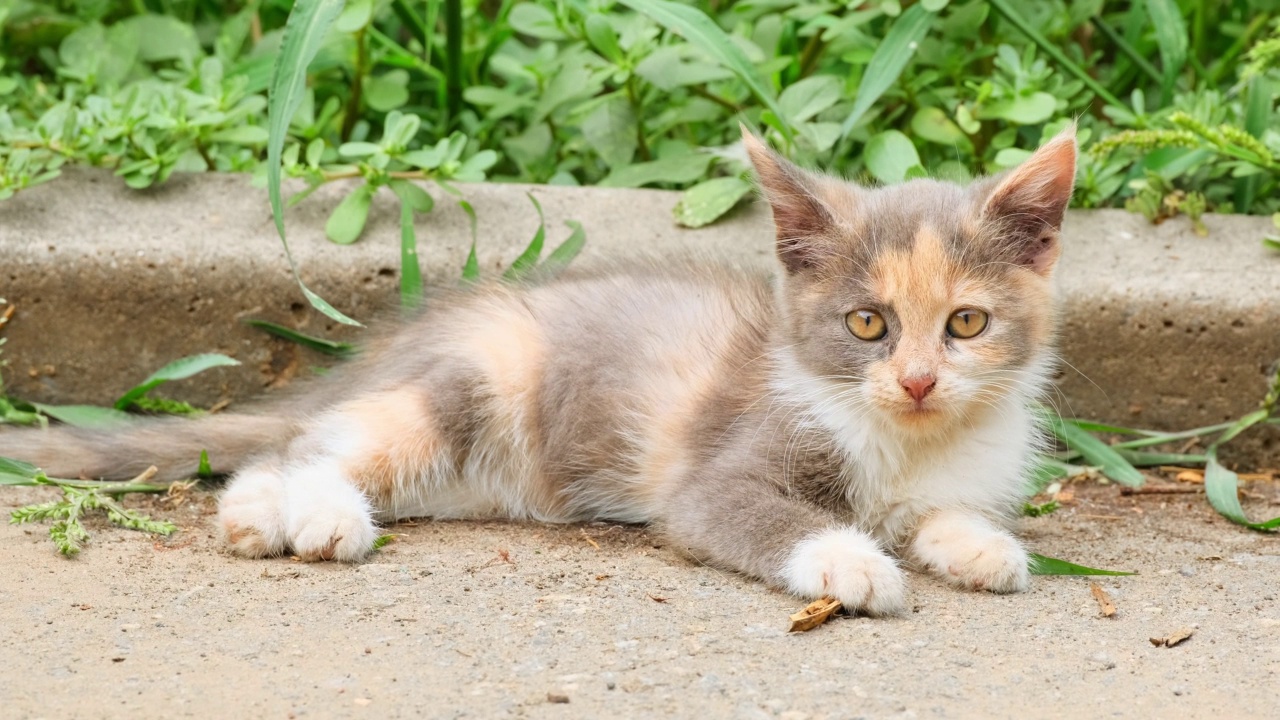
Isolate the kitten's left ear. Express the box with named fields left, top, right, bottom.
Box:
left=981, top=125, right=1077, bottom=276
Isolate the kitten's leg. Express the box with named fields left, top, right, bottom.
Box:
left=218, top=387, right=443, bottom=562
left=661, top=480, right=906, bottom=616
left=907, top=509, right=1030, bottom=593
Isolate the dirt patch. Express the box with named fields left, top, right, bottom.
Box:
left=3, top=483, right=1278, bottom=718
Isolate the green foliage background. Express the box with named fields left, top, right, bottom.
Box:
left=3, top=0, right=1280, bottom=231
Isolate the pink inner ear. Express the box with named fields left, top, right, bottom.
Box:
left=982, top=130, right=1076, bottom=275
left=984, top=132, right=1077, bottom=231
left=742, top=131, right=835, bottom=273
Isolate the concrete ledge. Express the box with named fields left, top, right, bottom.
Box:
left=2, top=169, right=1277, bottom=461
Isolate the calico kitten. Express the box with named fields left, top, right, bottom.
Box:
left=0, top=127, right=1076, bottom=615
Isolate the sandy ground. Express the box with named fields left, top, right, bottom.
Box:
left=2, top=482, right=1278, bottom=720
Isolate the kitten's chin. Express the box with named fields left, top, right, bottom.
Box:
left=883, top=400, right=964, bottom=432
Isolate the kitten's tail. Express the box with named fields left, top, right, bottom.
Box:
left=0, top=413, right=296, bottom=482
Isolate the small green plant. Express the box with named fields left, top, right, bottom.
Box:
left=3, top=457, right=177, bottom=556
left=4, top=352, right=240, bottom=429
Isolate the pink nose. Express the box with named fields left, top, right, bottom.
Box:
left=901, top=375, right=936, bottom=402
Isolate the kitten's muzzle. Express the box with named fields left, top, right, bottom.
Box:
left=900, top=375, right=936, bottom=403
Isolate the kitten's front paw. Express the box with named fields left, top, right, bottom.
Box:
left=283, top=464, right=379, bottom=562
left=783, top=527, right=906, bottom=616
left=219, top=465, right=289, bottom=558
left=911, top=511, right=1030, bottom=594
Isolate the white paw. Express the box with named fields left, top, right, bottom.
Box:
left=783, top=527, right=906, bottom=616
left=912, top=511, right=1030, bottom=594
left=218, top=465, right=289, bottom=558
left=282, top=463, right=379, bottom=562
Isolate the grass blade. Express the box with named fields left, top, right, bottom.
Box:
left=243, top=319, right=357, bottom=357
left=617, top=0, right=792, bottom=142
left=459, top=200, right=480, bottom=282
left=1047, top=415, right=1146, bottom=487
left=1089, top=16, right=1161, bottom=85
left=390, top=183, right=424, bottom=308
left=114, top=354, right=240, bottom=410
left=1029, top=553, right=1136, bottom=576
left=504, top=193, right=546, bottom=281
left=839, top=4, right=933, bottom=138
left=266, top=0, right=362, bottom=326
left=1144, top=0, right=1188, bottom=102
left=539, top=220, right=587, bottom=279
left=1115, top=449, right=1207, bottom=466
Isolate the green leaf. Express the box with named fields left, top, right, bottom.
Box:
left=334, top=0, right=373, bottom=32
left=242, top=319, right=356, bottom=357
left=365, top=69, right=411, bottom=112
left=122, top=14, right=201, bottom=63
left=673, top=177, right=753, bottom=228
left=864, top=130, right=923, bottom=184
left=1204, top=453, right=1280, bottom=531
left=539, top=220, right=587, bottom=279
left=910, top=107, right=968, bottom=146
left=33, top=404, right=136, bottom=429
left=325, top=184, right=375, bottom=245
left=504, top=194, right=546, bottom=281
left=266, top=0, right=361, bottom=327
left=1029, top=554, right=1136, bottom=576
left=115, top=354, right=241, bottom=411
left=581, top=95, right=637, bottom=168
left=980, top=92, right=1057, bottom=124
left=993, top=148, right=1033, bottom=168
left=584, top=14, right=623, bottom=62
left=388, top=179, right=434, bottom=213
left=508, top=3, right=565, bottom=40
left=840, top=4, right=934, bottom=138
left=599, top=154, right=713, bottom=188
left=1047, top=415, right=1146, bottom=487
left=1264, top=236, right=1280, bottom=252
left=0, top=456, right=42, bottom=483
left=777, top=75, right=843, bottom=124
left=371, top=533, right=395, bottom=551
left=197, top=450, right=213, bottom=479
left=617, top=0, right=792, bottom=142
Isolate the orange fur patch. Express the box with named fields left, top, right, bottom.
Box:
left=336, top=389, right=442, bottom=506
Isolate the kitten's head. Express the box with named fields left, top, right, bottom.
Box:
left=746, top=126, right=1076, bottom=430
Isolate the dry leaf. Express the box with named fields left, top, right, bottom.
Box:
left=1165, top=627, right=1195, bottom=647
left=1090, top=582, right=1117, bottom=617
left=546, top=693, right=570, bottom=704
left=1149, top=627, right=1195, bottom=647
left=1175, top=469, right=1205, bottom=484
left=646, top=593, right=668, bottom=603
left=788, top=596, right=842, bottom=632
left=1053, top=489, right=1075, bottom=503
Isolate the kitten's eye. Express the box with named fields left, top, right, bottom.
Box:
left=946, top=309, right=989, bottom=339
left=846, top=310, right=887, bottom=341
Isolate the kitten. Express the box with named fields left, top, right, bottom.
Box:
left=0, top=127, right=1076, bottom=615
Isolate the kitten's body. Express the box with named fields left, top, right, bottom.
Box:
left=0, top=129, right=1077, bottom=615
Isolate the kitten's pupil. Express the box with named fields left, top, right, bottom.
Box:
left=846, top=310, right=887, bottom=341
left=946, top=309, right=989, bottom=339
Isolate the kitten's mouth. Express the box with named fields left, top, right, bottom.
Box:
left=897, top=401, right=942, bottom=421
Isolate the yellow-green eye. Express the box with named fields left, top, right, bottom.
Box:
left=846, top=310, right=887, bottom=341
left=947, top=309, right=989, bottom=339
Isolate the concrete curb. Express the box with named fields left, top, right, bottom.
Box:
left=2, top=169, right=1277, bottom=461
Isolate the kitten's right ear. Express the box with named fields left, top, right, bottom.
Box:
left=742, top=127, right=836, bottom=274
